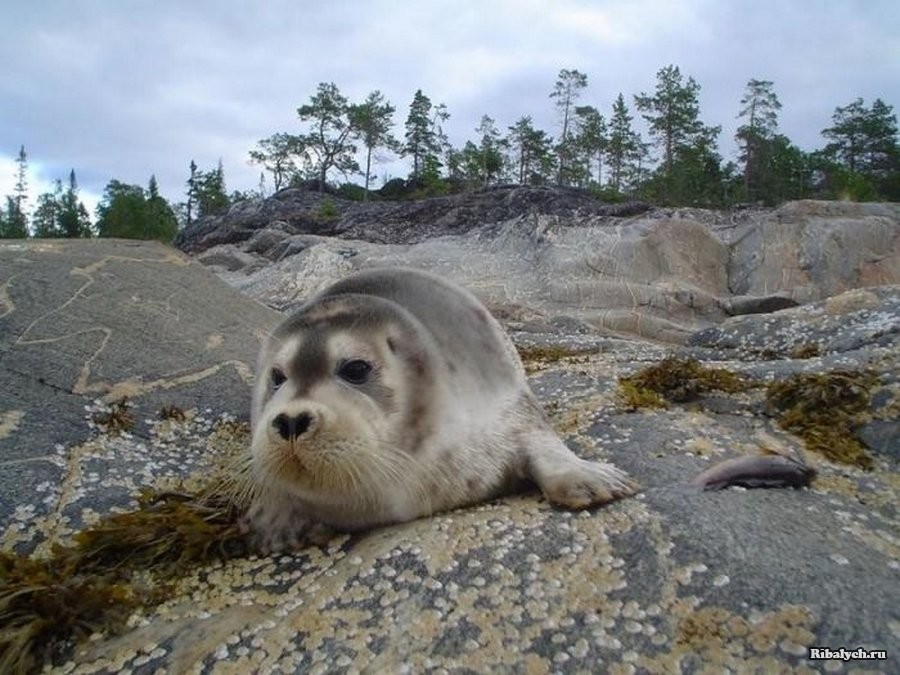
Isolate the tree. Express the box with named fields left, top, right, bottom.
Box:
left=506, top=117, right=554, bottom=185
left=31, top=181, right=64, bottom=237
left=635, top=65, right=721, bottom=203
left=97, top=177, right=178, bottom=241
left=549, top=69, right=588, bottom=184
left=822, top=98, right=898, bottom=177
left=1, top=146, right=30, bottom=237
left=297, top=82, right=359, bottom=191
left=573, top=105, right=607, bottom=186
left=605, top=94, right=641, bottom=192
left=186, top=160, right=198, bottom=226
left=1, top=197, right=28, bottom=238
left=475, top=115, right=506, bottom=187
left=736, top=79, right=782, bottom=199
left=58, top=170, right=93, bottom=237
left=403, top=90, right=449, bottom=180
left=349, top=90, right=398, bottom=200
left=189, top=160, right=230, bottom=218
left=249, top=133, right=303, bottom=192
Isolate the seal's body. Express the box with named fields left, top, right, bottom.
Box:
left=249, top=268, right=636, bottom=550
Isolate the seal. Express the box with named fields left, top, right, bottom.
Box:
left=248, top=267, right=637, bottom=550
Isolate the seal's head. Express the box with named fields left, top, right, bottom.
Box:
left=250, top=293, right=440, bottom=530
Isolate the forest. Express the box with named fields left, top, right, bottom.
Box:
left=1, top=65, right=897, bottom=241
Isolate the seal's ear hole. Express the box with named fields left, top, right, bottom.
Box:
left=386, top=337, right=397, bottom=354
left=270, top=367, right=287, bottom=389
left=337, top=359, right=373, bottom=385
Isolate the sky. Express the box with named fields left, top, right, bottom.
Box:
left=1, top=0, right=898, bottom=217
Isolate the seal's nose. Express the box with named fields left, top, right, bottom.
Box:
left=272, top=412, right=313, bottom=440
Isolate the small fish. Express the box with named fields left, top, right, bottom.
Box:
left=691, top=454, right=816, bottom=491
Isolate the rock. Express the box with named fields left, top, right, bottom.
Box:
left=1, top=238, right=898, bottom=672
left=177, top=189, right=900, bottom=346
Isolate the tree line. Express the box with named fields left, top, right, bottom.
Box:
left=248, top=66, right=898, bottom=206
left=1, top=64, right=897, bottom=240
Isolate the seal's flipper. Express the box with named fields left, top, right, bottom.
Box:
left=521, top=429, right=638, bottom=508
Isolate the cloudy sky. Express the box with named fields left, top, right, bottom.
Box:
left=1, top=0, right=898, bottom=216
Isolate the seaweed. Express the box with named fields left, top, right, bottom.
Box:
left=0, top=490, right=250, bottom=673
left=618, top=356, right=753, bottom=409
left=765, top=371, right=876, bottom=469
left=516, top=345, right=596, bottom=374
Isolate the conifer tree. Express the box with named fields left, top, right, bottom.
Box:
left=349, top=90, right=398, bottom=200
left=736, top=79, right=782, bottom=199
left=549, top=69, right=588, bottom=185
left=605, top=94, right=641, bottom=192
left=297, top=82, right=359, bottom=191
left=403, top=90, right=449, bottom=180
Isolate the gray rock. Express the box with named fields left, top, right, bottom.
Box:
left=1, top=237, right=897, bottom=672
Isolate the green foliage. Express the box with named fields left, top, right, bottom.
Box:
left=549, top=69, right=588, bottom=186
left=297, top=82, right=360, bottom=191
left=736, top=79, right=783, bottom=201
left=820, top=98, right=899, bottom=200
left=506, top=116, right=555, bottom=185
left=0, top=196, right=28, bottom=238
left=605, top=94, right=645, bottom=193
left=403, top=89, right=449, bottom=180
left=348, top=90, right=398, bottom=200
left=572, top=105, right=607, bottom=186
left=456, top=115, right=506, bottom=188
left=635, top=65, right=722, bottom=204
left=187, top=160, right=230, bottom=219
left=249, top=132, right=304, bottom=191
left=96, top=177, right=178, bottom=241
left=32, top=171, right=92, bottom=238
left=1, top=146, right=30, bottom=237
left=316, top=197, right=339, bottom=219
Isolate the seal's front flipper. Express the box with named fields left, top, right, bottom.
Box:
left=521, top=429, right=638, bottom=509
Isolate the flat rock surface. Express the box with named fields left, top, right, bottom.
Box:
left=1, top=239, right=898, bottom=673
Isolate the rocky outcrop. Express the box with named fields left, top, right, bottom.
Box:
left=177, top=190, right=900, bottom=345
left=173, top=184, right=651, bottom=254
left=1, top=239, right=897, bottom=672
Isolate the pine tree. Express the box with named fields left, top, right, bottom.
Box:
left=249, top=133, right=303, bottom=192
left=31, top=181, right=64, bottom=238
left=403, top=90, right=449, bottom=181
left=635, top=65, right=721, bottom=204
left=297, top=82, right=359, bottom=191
left=506, top=117, right=554, bottom=186
left=736, top=79, right=782, bottom=200
left=97, top=177, right=178, bottom=241
left=186, top=160, right=198, bottom=225
left=573, top=105, right=607, bottom=186
left=193, top=160, right=230, bottom=217
left=57, top=170, right=93, bottom=237
left=349, top=90, right=398, bottom=200
left=605, top=94, right=641, bottom=192
left=549, top=69, right=588, bottom=185
left=2, top=146, right=30, bottom=237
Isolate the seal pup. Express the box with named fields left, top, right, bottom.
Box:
left=248, top=267, right=637, bottom=550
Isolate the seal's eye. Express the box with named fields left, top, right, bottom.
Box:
left=337, top=359, right=372, bottom=385
left=270, top=368, right=287, bottom=389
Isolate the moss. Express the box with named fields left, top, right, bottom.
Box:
left=765, top=371, right=876, bottom=469
left=0, top=490, right=250, bottom=672
left=618, top=356, right=753, bottom=409
left=92, top=398, right=134, bottom=435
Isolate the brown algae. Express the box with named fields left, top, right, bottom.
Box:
left=618, top=356, right=752, bottom=409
